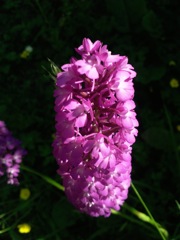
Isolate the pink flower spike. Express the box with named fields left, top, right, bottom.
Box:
left=53, top=38, right=138, bottom=217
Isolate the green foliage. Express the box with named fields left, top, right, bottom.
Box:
left=0, top=0, right=179, bottom=239
left=142, top=127, right=172, bottom=150
left=142, top=10, right=163, bottom=38
left=52, top=198, right=80, bottom=230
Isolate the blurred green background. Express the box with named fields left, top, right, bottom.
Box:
left=0, top=0, right=179, bottom=239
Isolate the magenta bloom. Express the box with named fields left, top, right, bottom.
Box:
left=0, top=121, right=26, bottom=185
left=53, top=38, right=138, bottom=217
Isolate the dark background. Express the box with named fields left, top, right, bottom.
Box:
left=0, top=0, right=179, bottom=239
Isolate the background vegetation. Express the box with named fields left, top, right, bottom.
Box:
left=0, top=0, right=179, bottom=239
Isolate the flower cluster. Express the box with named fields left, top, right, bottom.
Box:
left=17, top=223, right=31, bottom=234
left=0, top=121, right=26, bottom=185
left=169, top=78, right=179, bottom=88
left=20, top=188, right=31, bottom=200
left=53, top=38, right=138, bottom=217
left=20, top=45, right=33, bottom=59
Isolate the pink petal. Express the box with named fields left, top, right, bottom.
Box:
left=86, top=66, right=99, bottom=79
left=75, top=114, right=87, bottom=128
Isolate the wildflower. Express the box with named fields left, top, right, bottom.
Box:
left=25, top=46, right=33, bottom=52
left=20, top=45, right=33, bottom=59
left=53, top=38, right=138, bottom=217
left=17, top=223, right=31, bottom=234
left=169, top=78, right=179, bottom=88
left=0, top=121, right=26, bottom=184
left=176, top=125, right=180, bottom=132
left=169, top=60, right=176, bottom=66
left=20, top=188, right=31, bottom=200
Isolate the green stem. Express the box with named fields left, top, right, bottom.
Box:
left=20, top=165, right=64, bottom=191
left=0, top=226, right=12, bottom=234
left=35, top=0, right=50, bottom=27
left=123, top=203, right=156, bottom=225
left=111, top=209, right=156, bottom=233
left=131, top=182, right=168, bottom=240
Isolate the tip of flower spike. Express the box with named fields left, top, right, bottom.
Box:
left=75, top=38, right=102, bottom=56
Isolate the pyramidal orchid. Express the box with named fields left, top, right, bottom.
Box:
left=53, top=38, right=138, bottom=217
left=0, top=121, right=27, bottom=185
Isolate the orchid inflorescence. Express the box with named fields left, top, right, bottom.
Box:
left=53, top=38, right=138, bottom=217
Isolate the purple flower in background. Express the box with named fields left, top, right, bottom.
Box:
left=53, top=38, right=138, bottom=217
left=0, top=121, right=26, bottom=185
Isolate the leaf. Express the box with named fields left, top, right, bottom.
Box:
left=142, top=127, right=172, bottom=150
